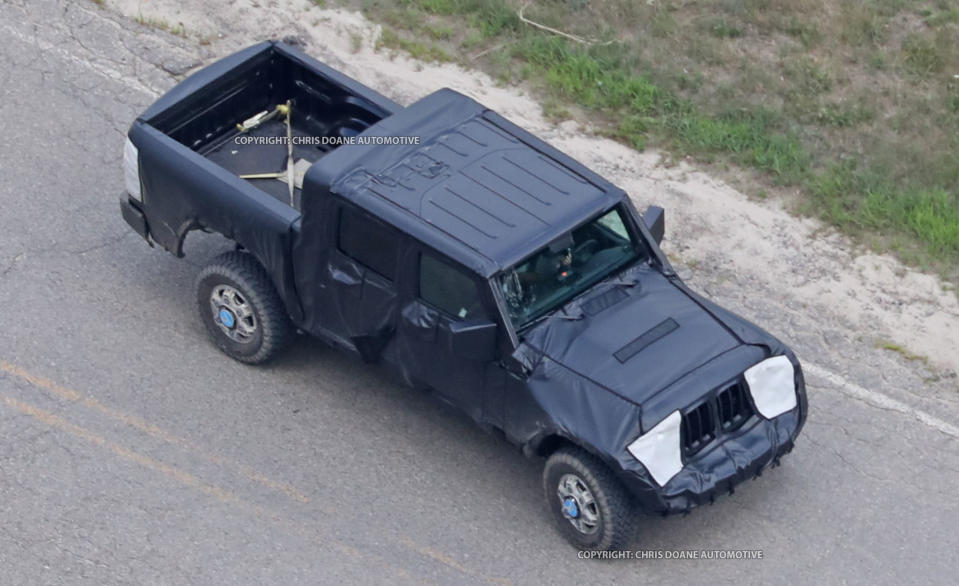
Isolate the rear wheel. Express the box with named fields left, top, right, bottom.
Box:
left=195, top=252, right=293, bottom=364
left=543, top=447, right=635, bottom=551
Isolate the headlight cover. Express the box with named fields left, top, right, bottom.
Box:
left=744, top=355, right=797, bottom=419
left=626, top=410, right=682, bottom=487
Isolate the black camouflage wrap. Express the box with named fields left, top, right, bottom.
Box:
left=122, top=42, right=807, bottom=515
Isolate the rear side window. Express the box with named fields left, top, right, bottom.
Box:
left=419, top=253, right=484, bottom=320
left=337, top=207, right=399, bottom=280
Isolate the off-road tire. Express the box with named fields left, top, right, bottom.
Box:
left=543, top=447, right=636, bottom=551
left=195, top=251, right=293, bottom=364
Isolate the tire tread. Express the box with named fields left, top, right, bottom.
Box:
left=195, top=251, right=293, bottom=364
left=544, top=446, right=636, bottom=551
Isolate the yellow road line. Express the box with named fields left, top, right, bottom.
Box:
left=0, top=361, right=510, bottom=585
left=0, top=393, right=245, bottom=505
left=0, top=360, right=310, bottom=504
left=0, top=392, right=419, bottom=582
left=400, top=537, right=513, bottom=586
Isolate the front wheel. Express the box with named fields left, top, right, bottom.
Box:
left=543, top=447, right=635, bottom=551
left=195, top=252, right=293, bottom=364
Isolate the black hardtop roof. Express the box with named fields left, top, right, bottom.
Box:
left=303, top=88, right=625, bottom=277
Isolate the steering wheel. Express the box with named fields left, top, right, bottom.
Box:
left=571, top=239, right=599, bottom=266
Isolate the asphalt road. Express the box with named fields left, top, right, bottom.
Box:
left=1, top=2, right=958, bottom=584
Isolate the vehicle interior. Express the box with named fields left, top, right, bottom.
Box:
left=499, top=206, right=644, bottom=328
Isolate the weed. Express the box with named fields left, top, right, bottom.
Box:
left=839, top=3, right=887, bottom=46
left=783, top=17, right=820, bottom=47
left=924, top=8, right=959, bottom=27
left=902, top=34, right=944, bottom=75
left=874, top=339, right=929, bottom=364
left=541, top=98, right=572, bottom=123
left=377, top=28, right=452, bottom=63
left=868, top=52, right=887, bottom=70
left=782, top=56, right=833, bottom=95
left=816, top=101, right=875, bottom=127
left=949, top=91, right=959, bottom=115
left=134, top=13, right=186, bottom=37
left=705, top=17, right=744, bottom=39
left=424, top=24, right=454, bottom=41
left=650, top=7, right=677, bottom=38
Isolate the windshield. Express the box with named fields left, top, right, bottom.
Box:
left=497, top=205, right=646, bottom=330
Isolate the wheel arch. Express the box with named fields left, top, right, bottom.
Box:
left=169, top=220, right=304, bottom=326
left=525, top=431, right=621, bottom=470
left=527, top=429, right=642, bottom=493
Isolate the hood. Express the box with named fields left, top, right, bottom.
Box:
left=521, top=265, right=741, bottom=406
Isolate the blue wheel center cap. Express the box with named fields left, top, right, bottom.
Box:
left=562, top=497, right=579, bottom=518
left=218, top=308, right=236, bottom=328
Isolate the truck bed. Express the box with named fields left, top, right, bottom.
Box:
left=145, top=43, right=392, bottom=211
left=127, top=42, right=400, bottom=322
left=202, top=117, right=332, bottom=209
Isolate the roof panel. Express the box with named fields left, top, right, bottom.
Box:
left=444, top=170, right=542, bottom=226
left=314, top=89, right=624, bottom=276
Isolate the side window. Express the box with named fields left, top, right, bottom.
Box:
left=337, top=207, right=399, bottom=281
left=597, top=207, right=631, bottom=241
left=419, top=253, right=484, bottom=320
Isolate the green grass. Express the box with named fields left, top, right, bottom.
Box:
left=704, top=17, right=744, bottom=39
left=134, top=13, right=186, bottom=37
left=376, top=28, right=453, bottom=63
left=815, top=101, right=875, bottom=128
left=344, top=0, right=959, bottom=283
left=810, top=164, right=959, bottom=259
left=902, top=34, right=945, bottom=74
left=874, top=339, right=929, bottom=364
left=924, top=6, right=959, bottom=27
left=782, top=16, right=821, bottom=48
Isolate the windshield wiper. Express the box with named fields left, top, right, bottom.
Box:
left=555, top=306, right=585, bottom=320
left=520, top=304, right=584, bottom=330
left=520, top=270, right=641, bottom=329
left=606, top=275, right=639, bottom=288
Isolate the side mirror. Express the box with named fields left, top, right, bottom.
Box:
left=643, top=205, right=665, bottom=245
left=448, top=319, right=498, bottom=362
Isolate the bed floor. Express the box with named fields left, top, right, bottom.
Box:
left=203, top=118, right=332, bottom=210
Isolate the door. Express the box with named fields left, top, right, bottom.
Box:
left=397, top=249, right=499, bottom=421
left=321, top=203, right=402, bottom=362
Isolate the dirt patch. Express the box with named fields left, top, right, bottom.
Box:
left=102, top=0, right=959, bottom=374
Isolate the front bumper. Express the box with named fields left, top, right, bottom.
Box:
left=621, top=406, right=803, bottom=514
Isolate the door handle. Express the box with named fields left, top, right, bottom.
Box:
left=328, top=261, right=364, bottom=289
left=401, top=302, right=439, bottom=341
